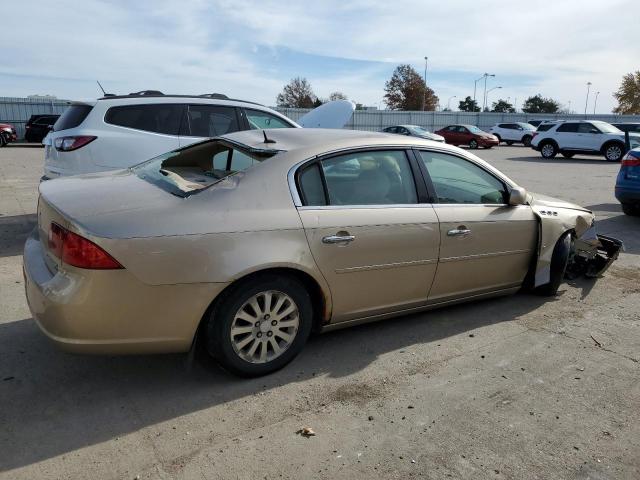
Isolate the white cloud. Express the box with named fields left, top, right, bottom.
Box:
left=2, top=0, right=637, bottom=113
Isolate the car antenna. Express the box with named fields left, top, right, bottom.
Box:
left=263, top=130, right=276, bottom=144
left=96, top=80, right=115, bottom=97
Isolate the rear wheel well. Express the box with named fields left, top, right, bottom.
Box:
left=194, top=268, right=327, bottom=346
left=601, top=140, right=624, bottom=154
left=540, top=138, right=558, bottom=148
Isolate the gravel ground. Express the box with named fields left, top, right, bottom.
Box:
left=0, top=144, right=638, bottom=480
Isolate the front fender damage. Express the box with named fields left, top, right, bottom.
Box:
left=531, top=199, right=623, bottom=287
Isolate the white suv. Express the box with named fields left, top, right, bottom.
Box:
left=488, top=122, right=537, bottom=146
left=43, top=93, right=299, bottom=179
left=531, top=120, right=640, bottom=162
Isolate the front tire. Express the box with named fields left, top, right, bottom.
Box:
left=0, top=134, right=6, bottom=147
left=603, top=142, right=624, bottom=162
left=540, top=141, right=557, bottom=159
left=469, top=139, right=479, bottom=149
left=535, top=233, right=571, bottom=296
left=205, top=274, right=313, bottom=377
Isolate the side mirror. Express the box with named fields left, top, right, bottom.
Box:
left=509, top=186, right=527, bottom=206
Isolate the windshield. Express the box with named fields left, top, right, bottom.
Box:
left=592, top=121, right=623, bottom=134
left=132, top=140, right=279, bottom=197
left=466, top=125, right=483, bottom=133
left=517, top=122, right=536, bottom=131
left=407, top=126, right=431, bottom=134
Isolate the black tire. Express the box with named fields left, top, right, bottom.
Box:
left=494, top=134, right=501, bottom=143
left=506, top=141, right=514, bottom=145
left=0, top=134, right=6, bottom=147
left=205, top=274, right=313, bottom=377
left=562, top=152, right=575, bottom=158
left=621, top=203, right=640, bottom=216
left=540, top=141, right=557, bottom=159
left=522, top=135, right=532, bottom=147
left=535, top=233, right=571, bottom=296
left=602, top=142, right=624, bottom=162
left=469, top=139, right=479, bottom=149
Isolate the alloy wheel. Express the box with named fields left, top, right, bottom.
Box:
left=541, top=144, right=555, bottom=158
left=605, top=145, right=622, bottom=161
left=230, top=290, right=300, bottom=364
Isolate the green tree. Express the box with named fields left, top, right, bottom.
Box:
left=521, top=94, right=560, bottom=114
left=491, top=99, right=515, bottom=113
left=276, top=77, right=317, bottom=108
left=384, top=64, right=438, bottom=111
left=613, top=71, right=640, bottom=114
left=458, top=96, right=480, bottom=112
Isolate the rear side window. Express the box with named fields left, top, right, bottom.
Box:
left=186, top=105, right=239, bottom=137
left=556, top=123, right=579, bottom=133
left=105, top=104, right=183, bottom=135
left=54, top=105, right=93, bottom=131
left=298, top=164, right=327, bottom=206
left=245, top=109, right=292, bottom=129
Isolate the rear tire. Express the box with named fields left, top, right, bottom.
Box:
left=603, top=142, right=624, bottom=162
left=522, top=135, right=532, bottom=147
left=621, top=203, right=640, bottom=216
left=540, top=141, right=557, bottom=159
left=205, top=274, right=313, bottom=377
left=535, top=233, right=572, bottom=296
left=494, top=134, right=502, bottom=143
left=469, top=139, right=479, bottom=149
left=0, top=134, right=6, bottom=147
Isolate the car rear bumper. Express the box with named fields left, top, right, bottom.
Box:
left=23, top=228, right=225, bottom=355
left=615, top=186, right=640, bottom=204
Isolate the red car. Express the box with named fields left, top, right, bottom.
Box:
left=434, top=124, right=499, bottom=149
left=0, top=122, right=18, bottom=147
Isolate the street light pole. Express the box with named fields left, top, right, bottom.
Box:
left=422, top=56, right=428, bottom=111
left=482, top=73, right=496, bottom=111
left=593, top=91, right=600, bottom=114
left=447, top=95, right=457, bottom=110
left=567, top=100, right=572, bottom=114
left=584, top=82, right=592, bottom=116
left=473, top=75, right=484, bottom=107
left=486, top=86, right=502, bottom=111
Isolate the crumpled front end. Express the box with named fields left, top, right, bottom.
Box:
left=529, top=193, right=623, bottom=286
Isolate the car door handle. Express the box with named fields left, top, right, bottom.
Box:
left=447, top=227, right=471, bottom=237
left=322, top=233, right=355, bottom=244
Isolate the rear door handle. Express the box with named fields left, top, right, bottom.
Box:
left=322, top=232, right=355, bottom=244
left=447, top=227, right=471, bottom=237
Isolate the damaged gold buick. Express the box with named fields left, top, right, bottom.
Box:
left=23, top=128, right=622, bottom=376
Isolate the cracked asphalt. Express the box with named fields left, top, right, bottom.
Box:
left=0, top=144, right=638, bottom=479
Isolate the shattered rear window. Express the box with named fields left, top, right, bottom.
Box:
left=131, top=140, right=280, bottom=197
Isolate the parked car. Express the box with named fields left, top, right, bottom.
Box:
left=615, top=146, right=640, bottom=216
left=528, top=120, right=556, bottom=128
left=24, top=114, right=59, bottom=143
left=612, top=122, right=640, bottom=134
left=0, top=122, right=18, bottom=146
left=531, top=120, right=640, bottom=161
left=42, top=92, right=300, bottom=179
left=434, top=124, right=499, bottom=149
left=382, top=125, right=445, bottom=142
left=24, top=128, right=621, bottom=376
left=489, top=122, right=537, bottom=146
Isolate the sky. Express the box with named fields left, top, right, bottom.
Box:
left=1, top=0, right=638, bottom=114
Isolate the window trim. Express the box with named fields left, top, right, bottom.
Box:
left=292, top=146, right=426, bottom=209
left=413, top=148, right=511, bottom=206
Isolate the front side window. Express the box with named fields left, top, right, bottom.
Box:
left=105, top=104, right=183, bottom=135
left=556, top=123, right=579, bottom=133
left=298, top=150, right=417, bottom=206
left=187, top=105, right=239, bottom=137
left=245, top=109, right=292, bottom=129
left=419, top=151, right=507, bottom=204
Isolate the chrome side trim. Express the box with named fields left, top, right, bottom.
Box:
left=439, top=249, right=532, bottom=263
left=335, top=258, right=437, bottom=274
left=320, top=286, right=521, bottom=332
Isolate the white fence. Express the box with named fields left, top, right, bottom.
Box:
left=2, top=96, right=639, bottom=139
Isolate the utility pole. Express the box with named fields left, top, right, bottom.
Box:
left=584, top=82, right=592, bottom=116
left=422, top=56, right=428, bottom=111
left=567, top=100, right=572, bottom=114
left=593, top=91, right=600, bottom=114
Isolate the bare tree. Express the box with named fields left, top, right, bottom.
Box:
left=276, top=77, right=317, bottom=108
left=328, top=91, right=348, bottom=101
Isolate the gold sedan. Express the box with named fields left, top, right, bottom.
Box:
left=23, top=128, right=621, bottom=376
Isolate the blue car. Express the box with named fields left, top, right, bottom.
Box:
left=616, top=146, right=640, bottom=216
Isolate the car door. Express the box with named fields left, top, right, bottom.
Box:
left=416, top=149, right=538, bottom=301
left=179, top=104, right=242, bottom=147
left=458, top=126, right=473, bottom=144
left=295, top=149, right=440, bottom=322
left=554, top=122, right=580, bottom=149
left=443, top=126, right=461, bottom=144
left=576, top=122, right=602, bottom=151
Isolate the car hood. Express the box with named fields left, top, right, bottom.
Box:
left=528, top=192, right=591, bottom=213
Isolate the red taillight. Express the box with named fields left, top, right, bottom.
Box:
left=621, top=153, right=640, bottom=167
left=48, top=222, right=123, bottom=269
left=53, top=135, right=97, bottom=152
